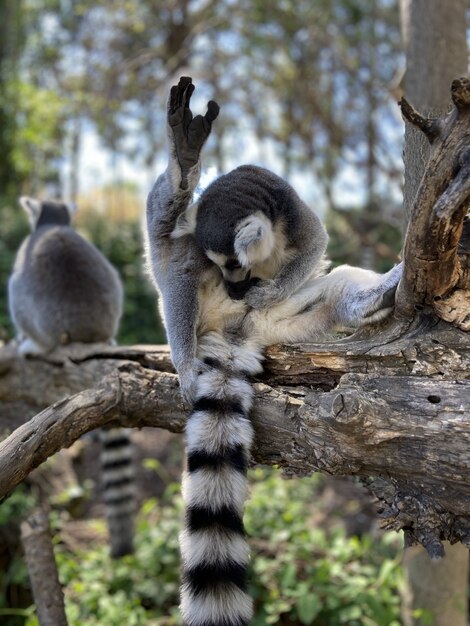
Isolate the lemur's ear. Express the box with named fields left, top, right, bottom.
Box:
left=171, top=203, right=199, bottom=238
left=234, top=212, right=275, bottom=267
left=18, top=196, right=42, bottom=228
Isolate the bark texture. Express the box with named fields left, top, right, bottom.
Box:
left=398, top=5, right=469, bottom=624
left=1, top=312, right=469, bottom=557
left=396, top=78, right=470, bottom=318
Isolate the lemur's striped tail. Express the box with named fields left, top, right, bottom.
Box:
left=180, top=334, right=263, bottom=626
left=99, top=428, right=136, bottom=558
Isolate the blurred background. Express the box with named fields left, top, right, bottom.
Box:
left=0, top=0, right=404, bottom=345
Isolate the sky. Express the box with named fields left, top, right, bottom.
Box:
left=68, top=109, right=405, bottom=221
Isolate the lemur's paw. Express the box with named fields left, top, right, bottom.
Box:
left=167, top=77, right=219, bottom=187
left=380, top=285, right=399, bottom=309
left=245, top=280, right=284, bottom=309
left=18, top=337, right=47, bottom=357
left=346, top=263, right=403, bottom=327
left=381, top=262, right=403, bottom=292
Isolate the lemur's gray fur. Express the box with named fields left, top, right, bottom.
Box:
left=9, top=198, right=123, bottom=354
left=8, top=198, right=135, bottom=558
left=146, top=77, right=402, bottom=626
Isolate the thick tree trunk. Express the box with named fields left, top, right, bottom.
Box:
left=398, top=2, right=469, bottom=624
left=401, top=542, right=469, bottom=626
left=399, top=0, right=468, bottom=220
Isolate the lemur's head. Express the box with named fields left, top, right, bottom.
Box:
left=172, top=165, right=286, bottom=299
left=19, top=197, right=75, bottom=231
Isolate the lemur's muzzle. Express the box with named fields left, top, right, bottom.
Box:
left=225, top=274, right=259, bottom=300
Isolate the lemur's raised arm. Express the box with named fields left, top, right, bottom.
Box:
left=145, top=77, right=219, bottom=402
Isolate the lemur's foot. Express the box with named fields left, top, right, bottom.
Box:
left=342, top=263, right=403, bottom=327
left=18, top=337, right=47, bottom=357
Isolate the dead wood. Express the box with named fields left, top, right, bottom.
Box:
left=1, top=313, right=469, bottom=558
left=397, top=77, right=470, bottom=319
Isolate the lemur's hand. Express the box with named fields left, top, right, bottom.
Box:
left=168, top=76, right=219, bottom=189
left=245, top=279, right=285, bottom=309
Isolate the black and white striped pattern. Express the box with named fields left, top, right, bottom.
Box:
left=180, top=337, right=263, bottom=626
left=99, top=428, right=136, bottom=558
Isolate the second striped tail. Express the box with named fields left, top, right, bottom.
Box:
left=100, top=427, right=136, bottom=558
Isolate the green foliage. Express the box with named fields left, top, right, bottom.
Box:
left=246, top=469, right=402, bottom=625
left=0, top=486, right=35, bottom=527
left=412, top=608, right=435, bottom=625
left=0, top=2, right=25, bottom=198
left=326, top=206, right=402, bottom=271
left=48, top=470, right=402, bottom=626
left=55, top=492, right=182, bottom=626
left=10, top=81, right=66, bottom=185
left=0, top=203, right=29, bottom=341
left=0, top=487, right=36, bottom=626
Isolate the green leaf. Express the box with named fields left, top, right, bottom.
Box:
left=296, top=592, right=322, bottom=624
left=377, top=558, right=396, bottom=585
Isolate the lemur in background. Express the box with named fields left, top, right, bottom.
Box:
left=8, top=198, right=134, bottom=558
left=146, top=77, right=402, bottom=626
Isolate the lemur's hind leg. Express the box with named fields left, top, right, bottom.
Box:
left=18, top=337, right=49, bottom=356
left=333, top=262, right=402, bottom=328
left=252, top=281, right=334, bottom=344
left=253, top=262, right=402, bottom=345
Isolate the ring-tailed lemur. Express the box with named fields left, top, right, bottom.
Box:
left=8, top=198, right=135, bottom=558
left=146, top=77, right=402, bottom=626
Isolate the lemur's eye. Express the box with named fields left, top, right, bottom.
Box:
left=225, top=259, right=241, bottom=271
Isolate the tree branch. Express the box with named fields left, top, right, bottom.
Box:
left=1, top=320, right=469, bottom=557
left=399, top=97, right=441, bottom=143
left=451, top=76, right=470, bottom=110
left=21, top=508, right=68, bottom=626
left=433, top=147, right=470, bottom=218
